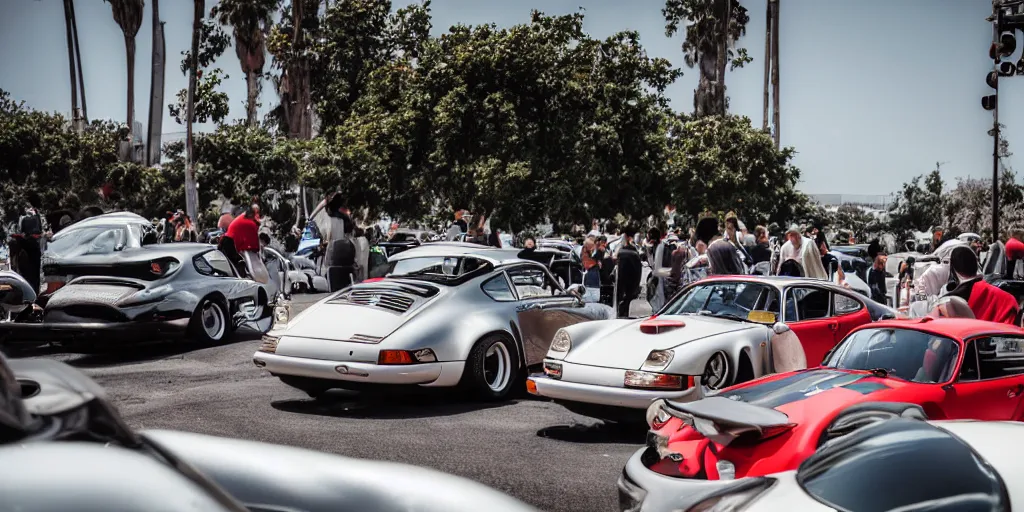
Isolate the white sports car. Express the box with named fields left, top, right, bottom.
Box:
left=528, top=276, right=895, bottom=422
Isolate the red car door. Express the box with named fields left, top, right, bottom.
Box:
left=784, top=286, right=838, bottom=367
left=941, top=336, right=1024, bottom=420
left=832, top=292, right=871, bottom=341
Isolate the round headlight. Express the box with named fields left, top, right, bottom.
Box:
left=550, top=329, right=572, bottom=353
left=643, top=349, right=674, bottom=370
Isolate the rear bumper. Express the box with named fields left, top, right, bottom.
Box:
left=253, top=352, right=465, bottom=387
left=619, top=447, right=733, bottom=512
left=0, top=318, right=189, bottom=343
left=528, top=362, right=702, bottom=410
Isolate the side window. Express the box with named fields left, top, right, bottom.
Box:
left=959, top=340, right=979, bottom=382
left=507, top=266, right=560, bottom=299
left=975, top=336, right=1024, bottom=380
left=834, top=293, right=863, bottom=316
left=195, top=251, right=236, bottom=277
left=785, top=287, right=830, bottom=321
left=481, top=275, right=515, bottom=301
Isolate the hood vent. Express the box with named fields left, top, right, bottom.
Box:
left=640, top=316, right=686, bottom=334
left=332, top=288, right=415, bottom=314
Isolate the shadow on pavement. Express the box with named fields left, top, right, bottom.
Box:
left=12, top=330, right=261, bottom=368
left=536, top=421, right=647, bottom=444
left=271, top=390, right=515, bottom=420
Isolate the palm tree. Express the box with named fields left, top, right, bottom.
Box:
left=216, top=0, right=279, bottom=126
left=145, top=0, right=166, bottom=165
left=61, top=0, right=80, bottom=131
left=663, top=0, right=750, bottom=117
left=105, top=0, right=144, bottom=133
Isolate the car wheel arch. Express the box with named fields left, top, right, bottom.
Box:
left=735, top=349, right=755, bottom=384
left=475, top=328, right=522, bottom=368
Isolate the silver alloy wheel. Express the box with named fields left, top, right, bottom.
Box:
left=201, top=301, right=226, bottom=341
left=702, top=352, right=730, bottom=391
left=483, top=341, right=512, bottom=392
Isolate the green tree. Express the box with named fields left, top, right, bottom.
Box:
left=104, top=0, right=144, bottom=132
left=168, top=17, right=231, bottom=125
left=663, top=0, right=751, bottom=116
left=214, top=0, right=279, bottom=126
left=662, top=114, right=801, bottom=227
left=886, top=169, right=944, bottom=239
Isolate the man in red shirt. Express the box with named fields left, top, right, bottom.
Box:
left=220, top=206, right=260, bottom=277
left=947, top=246, right=1018, bottom=325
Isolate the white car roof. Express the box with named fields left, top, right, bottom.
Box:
left=388, top=243, right=527, bottom=266
left=932, top=420, right=1024, bottom=503
left=53, top=212, right=150, bottom=239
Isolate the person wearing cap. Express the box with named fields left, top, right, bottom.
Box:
left=945, top=246, right=1018, bottom=324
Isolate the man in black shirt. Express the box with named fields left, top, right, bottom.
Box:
left=750, top=225, right=772, bottom=264
left=614, top=231, right=643, bottom=318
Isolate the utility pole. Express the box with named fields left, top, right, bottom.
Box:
left=762, top=0, right=771, bottom=132
left=993, top=0, right=1002, bottom=240
left=770, top=0, right=781, bottom=148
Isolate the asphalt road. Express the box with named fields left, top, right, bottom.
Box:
left=14, top=293, right=656, bottom=512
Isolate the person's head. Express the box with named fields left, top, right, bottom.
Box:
left=1012, top=228, right=1024, bottom=243
left=244, top=205, right=257, bottom=219
left=785, top=227, right=801, bottom=246
left=647, top=227, right=662, bottom=243
left=258, top=232, right=271, bottom=248
left=949, top=246, right=979, bottom=280
left=59, top=215, right=72, bottom=228
left=524, top=237, right=536, bottom=249
left=597, top=235, right=607, bottom=249
left=695, top=240, right=707, bottom=255
left=754, top=225, right=768, bottom=243
left=874, top=254, right=887, bottom=269
left=725, top=212, right=738, bottom=234
left=933, top=227, right=944, bottom=241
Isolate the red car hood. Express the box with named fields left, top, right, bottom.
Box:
left=650, top=367, right=938, bottom=479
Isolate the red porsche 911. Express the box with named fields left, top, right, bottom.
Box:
left=619, top=317, right=1024, bottom=512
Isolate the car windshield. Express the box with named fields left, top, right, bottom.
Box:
left=825, top=328, right=959, bottom=383
left=385, top=256, right=490, bottom=284
left=798, top=419, right=1006, bottom=512
left=661, top=281, right=777, bottom=320
left=47, top=226, right=127, bottom=258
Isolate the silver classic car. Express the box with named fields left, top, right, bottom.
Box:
left=254, top=244, right=615, bottom=399
left=528, top=276, right=895, bottom=421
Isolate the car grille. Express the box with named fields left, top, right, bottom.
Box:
left=46, top=284, right=139, bottom=309
left=334, top=289, right=415, bottom=314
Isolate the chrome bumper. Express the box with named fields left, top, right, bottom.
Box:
left=252, top=352, right=465, bottom=387
left=529, top=362, right=702, bottom=410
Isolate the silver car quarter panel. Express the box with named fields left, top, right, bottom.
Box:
left=254, top=351, right=465, bottom=386
left=273, top=335, right=383, bottom=362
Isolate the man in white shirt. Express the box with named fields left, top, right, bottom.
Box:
left=775, top=226, right=803, bottom=274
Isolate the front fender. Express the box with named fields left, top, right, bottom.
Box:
left=665, top=328, right=772, bottom=376
left=545, top=319, right=638, bottom=361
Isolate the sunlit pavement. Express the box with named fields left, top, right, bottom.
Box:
left=11, top=293, right=655, bottom=512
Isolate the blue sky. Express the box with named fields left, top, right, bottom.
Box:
left=0, top=0, right=1014, bottom=196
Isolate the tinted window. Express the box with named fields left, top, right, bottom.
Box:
left=975, top=336, right=1024, bottom=380
left=960, top=340, right=980, bottom=381
left=834, top=293, right=862, bottom=316
left=197, top=251, right=235, bottom=277
left=384, top=256, right=491, bottom=284
left=826, top=328, right=959, bottom=383
left=798, top=419, right=1006, bottom=512
left=786, top=287, right=830, bottom=321
left=481, top=275, right=515, bottom=301
left=506, top=266, right=561, bottom=299
left=662, top=282, right=778, bottom=320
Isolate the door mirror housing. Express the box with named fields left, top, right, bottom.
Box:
left=772, top=322, right=790, bottom=335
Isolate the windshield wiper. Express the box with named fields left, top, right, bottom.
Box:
left=697, top=310, right=750, bottom=323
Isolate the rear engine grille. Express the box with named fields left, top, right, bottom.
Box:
left=334, top=289, right=415, bottom=313
left=46, top=284, right=139, bottom=309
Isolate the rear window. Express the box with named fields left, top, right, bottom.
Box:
left=798, top=419, right=1007, bottom=511
left=47, top=226, right=127, bottom=258
left=385, top=256, right=492, bottom=285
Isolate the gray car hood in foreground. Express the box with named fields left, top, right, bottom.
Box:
left=143, top=429, right=537, bottom=512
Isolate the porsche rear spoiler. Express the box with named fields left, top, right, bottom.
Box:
left=651, top=397, right=794, bottom=447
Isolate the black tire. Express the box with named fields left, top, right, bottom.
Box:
left=461, top=334, right=520, bottom=400
left=188, top=297, right=232, bottom=344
